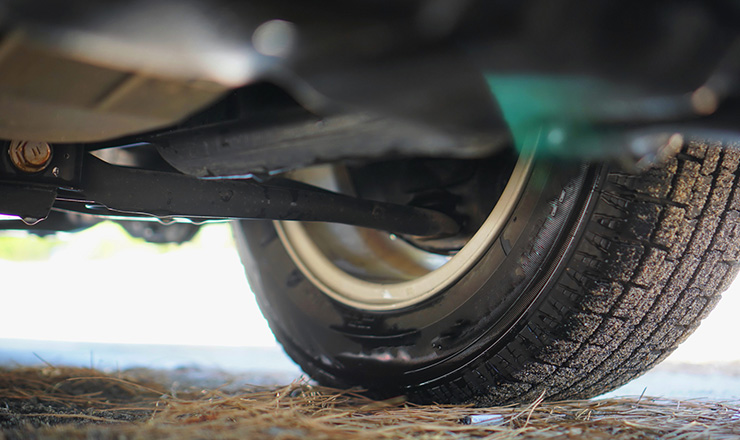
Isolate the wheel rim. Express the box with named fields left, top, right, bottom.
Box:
left=276, top=152, right=534, bottom=311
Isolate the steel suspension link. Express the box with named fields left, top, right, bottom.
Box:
left=79, top=154, right=460, bottom=238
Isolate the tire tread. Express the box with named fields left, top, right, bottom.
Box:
left=460, top=140, right=740, bottom=405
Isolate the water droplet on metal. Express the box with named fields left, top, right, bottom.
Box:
left=21, top=217, right=42, bottom=226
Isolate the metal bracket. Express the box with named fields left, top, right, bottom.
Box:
left=0, top=142, right=84, bottom=223
left=0, top=183, right=57, bottom=224
left=0, top=142, right=84, bottom=187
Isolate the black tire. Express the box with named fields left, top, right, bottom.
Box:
left=233, top=140, right=740, bottom=405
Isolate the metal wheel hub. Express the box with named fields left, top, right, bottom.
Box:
left=276, top=152, right=533, bottom=311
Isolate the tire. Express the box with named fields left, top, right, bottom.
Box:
left=233, top=140, right=740, bottom=405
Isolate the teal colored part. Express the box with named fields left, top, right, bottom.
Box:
left=485, top=75, right=610, bottom=156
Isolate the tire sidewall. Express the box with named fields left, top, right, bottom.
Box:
left=235, top=159, right=595, bottom=393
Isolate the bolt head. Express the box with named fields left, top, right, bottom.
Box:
left=8, top=140, right=52, bottom=173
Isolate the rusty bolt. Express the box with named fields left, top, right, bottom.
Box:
left=8, top=140, right=53, bottom=173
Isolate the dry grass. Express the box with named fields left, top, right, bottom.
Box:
left=0, top=366, right=738, bottom=439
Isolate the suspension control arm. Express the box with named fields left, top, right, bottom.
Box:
left=79, top=154, right=459, bottom=238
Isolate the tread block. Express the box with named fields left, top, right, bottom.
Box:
left=611, top=286, right=654, bottom=324
left=668, top=218, right=698, bottom=260
left=705, top=170, right=735, bottom=216
left=676, top=295, right=706, bottom=327
left=654, top=206, right=687, bottom=250
left=671, top=160, right=701, bottom=205
left=649, top=321, right=680, bottom=351
left=629, top=317, right=661, bottom=346
left=632, top=248, right=668, bottom=286
left=718, top=263, right=740, bottom=292
left=697, top=295, right=722, bottom=321
left=664, top=288, right=700, bottom=320
left=687, top=174, right=712, bottom=219
left=581, top=281, right=623, bottom=314
left=478, top=382, right=532, bottom=405
left=700, top=143, right=722, bottom=175
left=563, top=313, right=603, bottom=343
left=710, top=211, right=740, bottom=253
left=537, top=340, right=580, bottom=366
left=687, top=216, right=721, bottom=256
left=649, top=284, right=694, bottom=324
left=705, top=259, right=729, bottom=292
left=689, top=251, right=722, bottom=290
left=600, top=242, right=644, bottom=283
left=511, top=362, right=557, bottom=383
left=721, top=146, right=740, bottom=171
left=728, top=184, right=740, bottom=211
left=627, top=202, right=662, bottom=241
left=589, top=317, right=632, bottom=348
left=566, top=344, right=610, bottom=370
left=663, top=255, right=700, bottom=296
left=685, top=140, right=708, bottom=159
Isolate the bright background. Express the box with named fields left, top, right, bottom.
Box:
left=0, top=222, right=274, bottom=347
left=0, top=221, right=738, bottom=375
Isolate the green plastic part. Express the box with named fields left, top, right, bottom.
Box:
left=485, top=75, right=613, bottom=158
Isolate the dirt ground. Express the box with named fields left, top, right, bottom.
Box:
left=1, top=366, right=739, bottom=440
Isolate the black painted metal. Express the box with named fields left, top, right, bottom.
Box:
left=0, top=142, right=80, bottom=222
left=78, top=155, right=460, bottom=238
left=0, top=210, right=100, bottom=234
left=153, top=112, right=505, bottom=178
left=0, top=184, right=57, bottom=222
